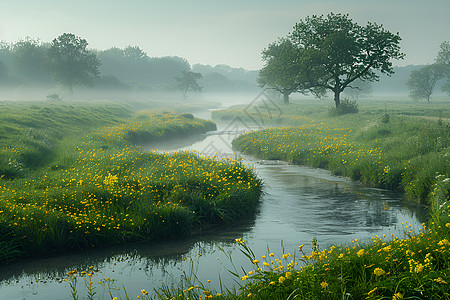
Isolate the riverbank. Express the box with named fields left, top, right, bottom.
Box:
left=0, top=102, right=262, bottom=261
left=227, top=102, right=449, bottom=204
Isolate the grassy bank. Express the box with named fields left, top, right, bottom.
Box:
left=0, top=102, right=262, bottom=261
left=227, top=102, right=449, bottom=203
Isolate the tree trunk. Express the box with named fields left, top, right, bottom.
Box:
left=333, top=77, right=341, bottom=108
left=283, top=93, right=290, bottom=104
left=334, top=88, right=340, bottom=108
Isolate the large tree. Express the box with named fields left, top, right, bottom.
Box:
left=46, top=33, right=100, bottom=93
left=288, top=13, right=405, bottom=107
left=258, top=39, right=310, bottom=104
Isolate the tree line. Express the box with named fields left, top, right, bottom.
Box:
left=0, top=33, right=191, bottom=94
left=0, top=33, right=259, bottom=98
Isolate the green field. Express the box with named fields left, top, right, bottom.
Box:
left=0, top=101, right=262, bottom=261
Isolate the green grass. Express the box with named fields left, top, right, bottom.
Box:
left=212, top=98, right=450, bottom=126
left=0, top=102, right=262, bottom=261
left=225, top=101, right=449, bottom=203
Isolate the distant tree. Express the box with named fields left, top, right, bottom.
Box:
left=288, top=13, right=405, bottom=108
left=435, top=41, right=450, bottom=94
left=407, top=64, right=443, bottom=102
left=175, top=71, right=202, bottom=98
left=0, top=42, right=12, bottom=85
left=258, top=39, right=302, bottom=104
left=0, top=60, right=7, bottom=84
left=11, top=37, right=49, bottom=84
left=123, top=45, right=149, bottom=61
left=46, top=33, right=101, bottom=93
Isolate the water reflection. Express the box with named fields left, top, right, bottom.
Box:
left=0, top=124, right=429, bottom=299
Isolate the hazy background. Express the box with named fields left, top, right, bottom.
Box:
left=1, top=0, right=449, bottom=70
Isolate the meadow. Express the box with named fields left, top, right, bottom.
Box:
left=0, top=101, right=262, bottom=261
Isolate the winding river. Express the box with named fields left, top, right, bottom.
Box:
left=0, top=113, right=428, bottom=299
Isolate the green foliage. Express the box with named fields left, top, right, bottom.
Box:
left=45, top=33, right=101, bottom=92
left=381, top=113, right=390, bottom=123
left=328, top=99, right=359, bottom=116
left=266, top=13, right=405, bottom=107
left=258, top=39, right=303, bottom=104
left=436, top=41, right=450, bottom=95
left=407, top=64, right=444, bottom=102
left=175, top=71, right=203, bottom=98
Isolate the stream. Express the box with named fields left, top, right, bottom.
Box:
left=0, top=114, right=428, bottom=300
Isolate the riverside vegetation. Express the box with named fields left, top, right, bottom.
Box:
left=62, top=100, right=449, bottom=299
left=0, top=101, right=262, bottom=262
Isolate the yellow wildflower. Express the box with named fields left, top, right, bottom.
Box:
left=373, top=268, right=386, bottom=276
left=392, top=292, right=403, bottom=299
left=320, top=281, right=329, bottom=289
left=434, top=277, right=447, bottom=284
left=438, top=239, right=449, bottom=246
left=368, top=287, right=378, bottom=296
left=414, top=263, right=424, bottom=273
left=285, top=272, right=293, bottom=279
left=357, top=249, right=364, bottom=257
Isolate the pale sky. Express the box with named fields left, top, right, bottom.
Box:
left=1, top=0, right=449, bottom=70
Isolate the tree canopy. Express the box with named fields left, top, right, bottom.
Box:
left=46, top=33, right=101, bottom=93
left=257, top=39, right=303, bottom=104
left=175, top=71, right=203, bottom=98
left=261, top=13, right=405, bottom=107
left=436, top=41, right=450, bottom=94
left=407, top=64, right=443, bottom=102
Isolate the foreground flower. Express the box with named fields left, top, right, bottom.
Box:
left=357, top=249, right=364, bottom=257
left=392, top=292, right=403, bottom=299
left=368, top=287, right=378, bottom=296
left=434, top=277, right=448, bottom=284
left=374, top=268, right=386, bottom=276
left=321, top=281, right=329, bottom=289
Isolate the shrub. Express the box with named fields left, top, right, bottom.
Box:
left=329, top=99, right=359, bottom=116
